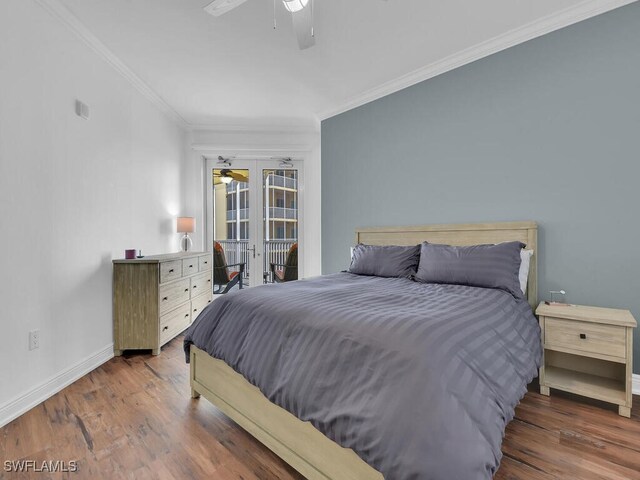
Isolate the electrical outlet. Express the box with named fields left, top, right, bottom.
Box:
left=29, top=330, right=40, bottom=350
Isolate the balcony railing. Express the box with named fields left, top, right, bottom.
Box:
left=226, top=208, right=249, bottom=222
left=266, top=173, right=297, bottom=190
left=226, top=181, right=248, bottom=193
left=215, top=240, right=296, bottom=285
left=267, top=207, right=297, bottom=220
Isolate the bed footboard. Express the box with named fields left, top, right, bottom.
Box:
left=189, top=346, right=382, bottom=480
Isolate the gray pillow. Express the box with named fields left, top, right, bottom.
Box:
left=349, top=244, right=420, bottom=278
left=415, top=241, right=525, bottom=298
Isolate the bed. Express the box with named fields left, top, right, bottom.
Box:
left=185, top=221, right=540, bottom=480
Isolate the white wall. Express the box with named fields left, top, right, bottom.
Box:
left=0, top=0, right=187, bottom=424
left=186, top=128, right=322, bottom=278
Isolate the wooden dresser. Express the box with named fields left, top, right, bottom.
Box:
left=113, top=252, right=213, bottom=356
left=536, top=303, right=636, bottom=417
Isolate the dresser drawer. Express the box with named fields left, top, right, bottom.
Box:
left=182, top=258, right=198, bottom=277
left=159, top=278, right=191, bottom=314
left=160, top=260, right=182, bottom=284
left=191, top=292, right=213, bottom=321
left=199, top=254, right=212, bottom=272
left=160, top=303, right=191, bottom=345
left=191, top=271, right=212, bottom=296
left=545, top=317, right=626, bottom=358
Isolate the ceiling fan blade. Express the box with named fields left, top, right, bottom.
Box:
left=203, top=0, right=250, bottom=17
left=229, top=171, right=249, bottom=182
left=291, top=5, right=315, bottom=50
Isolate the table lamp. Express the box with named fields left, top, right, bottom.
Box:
left=177, top=217, right=195, bottom=252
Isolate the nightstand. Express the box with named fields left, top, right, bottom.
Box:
left=536, top=303, right=636, bottom=417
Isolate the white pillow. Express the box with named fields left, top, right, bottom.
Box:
left=519, top=249, right=533, bottom=294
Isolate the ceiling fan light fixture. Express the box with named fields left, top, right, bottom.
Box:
left=221, top=175, right=233, bottom=184
left=282, top=0, right=309, bottom=13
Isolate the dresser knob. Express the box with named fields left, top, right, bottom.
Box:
left=162, top=326, right=168, bottom=332
left=189, top=265, right=193, bottom=268
left=162, top=296, right=168, bottom=301
left=579, top=333, right=587, bottom=339
left=169, top=269, right=174, bottom=273
left=185, top=314, right=189, bottom=318
left=193, top=285, right=197, bottom=289
left=185, top=288, right=189, bottom=292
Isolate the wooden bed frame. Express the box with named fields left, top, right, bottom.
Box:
left=190, top=221, right=538, bottom=480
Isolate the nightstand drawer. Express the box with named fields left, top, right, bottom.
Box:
left=545, top=317, right=626, bottom=358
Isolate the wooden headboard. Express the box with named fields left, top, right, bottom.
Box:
left=355, top=221, right=538, bottom=309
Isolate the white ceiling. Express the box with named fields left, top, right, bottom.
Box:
left=54, top=0, right=627, bottom=129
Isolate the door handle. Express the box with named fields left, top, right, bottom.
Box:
left=247, top=244, right=256, bottom=259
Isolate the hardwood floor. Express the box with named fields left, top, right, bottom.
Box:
left=1, top=336, right=639, bottom=479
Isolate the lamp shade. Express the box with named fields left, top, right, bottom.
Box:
left=177, top=217, right=195, bottom=233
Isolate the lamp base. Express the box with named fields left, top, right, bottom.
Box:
left=180, top=234, right=193, bottom=252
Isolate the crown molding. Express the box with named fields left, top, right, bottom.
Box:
left=318, top=0, right=638, bottom=120
left=34, top=0, right=190, bottom=129
left=189, top=123, right=320, bottom=134
left=191, top=144, right=313, bottom=155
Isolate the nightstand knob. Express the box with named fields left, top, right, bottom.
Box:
left=579, top=333, right=587, bottom=339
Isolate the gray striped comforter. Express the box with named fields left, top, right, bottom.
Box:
left=184, top=273, right=541, bottom=480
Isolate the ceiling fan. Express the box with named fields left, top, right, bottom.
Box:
left=204, top=0, right=315, bottom=50
left=213, top=156, right=249, bottom=184
left=213, top=168, right=249, bottom=184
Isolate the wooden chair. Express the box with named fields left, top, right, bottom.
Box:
left=213, top=242, right=246, bottom=294
left=270, top=243, right=298, bottom=283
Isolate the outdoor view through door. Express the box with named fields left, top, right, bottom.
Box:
left=211, top=164, right=299, bottom=292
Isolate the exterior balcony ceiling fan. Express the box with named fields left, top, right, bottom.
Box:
left=213, top=169, right=249, bottom=185
left=204, top=0, right=315, bottom=50
left=213, top=156, right=249, bottom=184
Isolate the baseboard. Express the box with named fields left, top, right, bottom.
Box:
left=0, top=344, right=114, bottom=428
left=634, top=374, right=640, bottom=396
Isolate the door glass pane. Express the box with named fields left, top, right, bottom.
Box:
left=263, top=169, right=298, bottom=283
left=212, top=168, right=251, bottom=290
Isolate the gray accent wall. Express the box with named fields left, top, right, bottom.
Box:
left=321, top=3, right=640, bottom=373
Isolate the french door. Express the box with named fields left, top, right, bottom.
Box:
left=205, top=158, right=303, bottom=290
